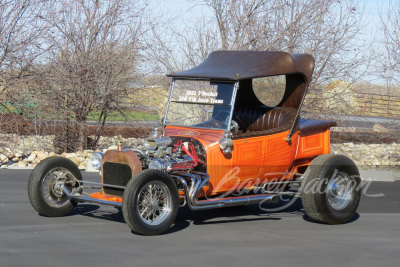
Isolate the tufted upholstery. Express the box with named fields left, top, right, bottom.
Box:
left=232, top=106, right=297, bottom=138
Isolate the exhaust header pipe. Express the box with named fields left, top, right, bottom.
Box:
left=173, top=173, right=279, bottom=211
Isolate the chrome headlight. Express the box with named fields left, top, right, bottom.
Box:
left=91, top=152, right=104, bottom=171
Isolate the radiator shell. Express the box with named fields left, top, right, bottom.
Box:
left=101, top=150, right=142, bottom=196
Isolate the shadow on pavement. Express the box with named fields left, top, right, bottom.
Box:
left=302, top=212, right=360, bottom=224
left=166, top=197, right=307, bottom=234
left=63, top=196, right=361, bottom=234
left=67, top=204, right=125, bottom=223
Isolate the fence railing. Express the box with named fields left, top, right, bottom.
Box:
left=356, top=93, right=400, bottom=117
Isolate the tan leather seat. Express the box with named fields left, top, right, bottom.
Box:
left=232, top=106, right=297, bottom=138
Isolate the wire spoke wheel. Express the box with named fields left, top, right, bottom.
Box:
left=28, top=156, right=82, bottom=217
left=122, top=169, right=179, bottom=236
left=137, top=181, right=171, bottom=225
left=41, top=167, right=79, bottom=208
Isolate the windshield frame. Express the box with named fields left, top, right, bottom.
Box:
left=162, top=78, right=239, bottom=131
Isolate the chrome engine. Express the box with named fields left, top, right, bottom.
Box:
left=136, top=125, right=205, bottom=173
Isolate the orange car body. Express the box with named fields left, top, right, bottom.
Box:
left=164, top=125, right=331, bottom=197
left=91, top=124, right=332, bottom=203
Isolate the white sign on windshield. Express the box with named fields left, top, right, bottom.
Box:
left=178, top=90, right=223, bottom=104
left=172, top=81, right=231, bottom=105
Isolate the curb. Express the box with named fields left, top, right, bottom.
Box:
left=359, top=169, right=397, bottom=182
left=3, top=167, right=35, bottom=170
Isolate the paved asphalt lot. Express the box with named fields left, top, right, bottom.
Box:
left=1, top=169, right=399, bottom=267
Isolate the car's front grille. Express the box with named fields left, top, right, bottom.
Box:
left=102, top=162, right=132, bottom=196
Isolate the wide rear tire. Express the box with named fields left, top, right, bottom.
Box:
left=301, top=154, right=361, bottom=224
left=122, top=170, right=179, bottom=236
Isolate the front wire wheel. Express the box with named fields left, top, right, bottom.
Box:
left=28, top=157, right=82, bottom=217
left=137, top=181, right=173, bottom=225
left=41, top=167, right=79, bottom=208
left=123, top=170, right=179, bottom=236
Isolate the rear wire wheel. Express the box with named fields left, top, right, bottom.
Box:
left=122, top=170, right=179, bottom=236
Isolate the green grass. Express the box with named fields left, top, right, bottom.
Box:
left=87, top=110, right=159, bottom=121
left=10, top=109, right=160, bottom=122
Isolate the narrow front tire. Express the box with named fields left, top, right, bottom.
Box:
left=122, top=170, right=179, bottom=236
left=28, top=156, right=82, bottom=217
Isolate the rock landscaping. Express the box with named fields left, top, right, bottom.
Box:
left=1, top=134, right=399, bottom=169
left=0, top=134, right=144, bottom=169
left=331, top=143, right=400, bottom=168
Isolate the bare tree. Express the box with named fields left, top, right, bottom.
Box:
left=379, top=1, right=400, bottom=86
left=35, top=0, right=146, bottom=151
left=0, top=0, right=48, bottom=160
left=145, top=0, right=366, bottom=94
left=0, top=0, right=47, bottom=102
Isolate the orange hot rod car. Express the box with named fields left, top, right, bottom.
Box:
left=28, top=51, right=361, bottom=235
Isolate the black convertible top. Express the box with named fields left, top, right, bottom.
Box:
left=168, top=51, right=314, bottom=83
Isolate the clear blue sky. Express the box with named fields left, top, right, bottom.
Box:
left=363, top=0, right=391, bottom=36
left=165, top=0, right=392, bottom=38
left=162, top=0, right=392, bottom=83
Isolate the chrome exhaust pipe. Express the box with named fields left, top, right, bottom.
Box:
left=172, top=173, right=279, bottom=211
left=193, top=194, right=278, bottom=210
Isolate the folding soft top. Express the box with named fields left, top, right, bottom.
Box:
left=168, top=51, right=314, bottom=83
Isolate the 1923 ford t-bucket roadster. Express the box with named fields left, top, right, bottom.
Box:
left=28, top=51, right=361, bottom=235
